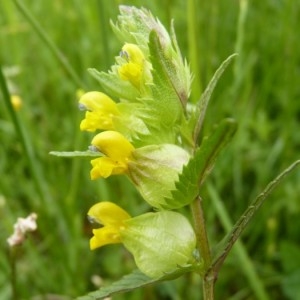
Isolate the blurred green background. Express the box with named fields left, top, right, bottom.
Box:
left=1, top=0, right=300, bottom=299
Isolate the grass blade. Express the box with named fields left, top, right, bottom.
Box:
left=209, top=159, right=300, bottom=275
left=207, top=182, right=269, bottom=300
left=13, top=0, right=86, bottom=89
left=0, top=66, right=48, bottom=207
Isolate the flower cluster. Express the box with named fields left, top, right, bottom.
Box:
left=79, top=6, right=198, bottom=278
left=7, top=213, right=38, bottom=247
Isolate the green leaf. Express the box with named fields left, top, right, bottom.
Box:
left=148, top=29, right=190, bottom=107
left=76, top=270, right=152, bottom=300
left=193, top=53, right=237, bottom=143
left=164, top=118, right=237, bottom=209
left=209, top=160, right=300, bottom=277
left=49, top=151, right=102, bottom=158
left=76, top=266, right=197, bottom=300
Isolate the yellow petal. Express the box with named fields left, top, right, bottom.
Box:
left=80, top=111, right=114, bottom=132
left=118, top=44, right=145, bottom=88
left=88, top=202, right=131, bottom=250
left=121, top=44, right=145, bottom=65
left=79, top=92, right=119, bottom=131
left=91, top=131, right=135, bottom=162
left=90, top=226, right=121, bottom=249
left=119, top=63, right=142, bottom=87
left=90, top=157, right=127, bottom=179
left=88, top=202, right=131, bottom=225
left=79, top=91, right=118, bottom=113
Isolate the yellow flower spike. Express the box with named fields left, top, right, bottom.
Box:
left=118, top=43, right=146, bottom=88
left=88, top=202, right=131, bottom=250
left=79, top=91, right=120, bottom=132
left=90, top=131, right=135, bottom=179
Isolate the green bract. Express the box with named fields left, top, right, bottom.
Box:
left=121, top=210, right=197, bottom=278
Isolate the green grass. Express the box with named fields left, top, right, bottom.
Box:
left=1, top=0, right=300, bottom=299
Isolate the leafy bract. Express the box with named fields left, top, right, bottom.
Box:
left=77, top=266, right=198, bottom=300
left=49, top=151, right=102, bottom=158
left=122, top=211, right=197, bottom=277
left=193, top=54, right=237, bottom=143
left=142, top=30, right=184, bottom=132
left=163, top=118, right=237, bottom=209
left=88, top=68, right=140, bottom=102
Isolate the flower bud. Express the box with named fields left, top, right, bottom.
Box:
left=118, top=43, right=149, bottom=89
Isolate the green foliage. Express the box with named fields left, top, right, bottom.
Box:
left=1, top=0, right=300, bottom=299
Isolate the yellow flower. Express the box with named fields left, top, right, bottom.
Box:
left=79, top=91, right=120, bottom=132
left=11, top=95, right=22, bottom=111
left=90, top=131, right=135, bottom=179
left=88, top=202, right=197, bottom=278
left=118, top=43, right=147, bottom=89
left=88, top=202, right=131, bottom=250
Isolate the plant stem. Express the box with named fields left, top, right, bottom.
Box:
left=202, top=276, right=214, bottom=300
left=8, top=248, right=18, bottom=300
left=0, top=67, right=48, bottom=208
left=191, top=196, right=214, bottom=300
